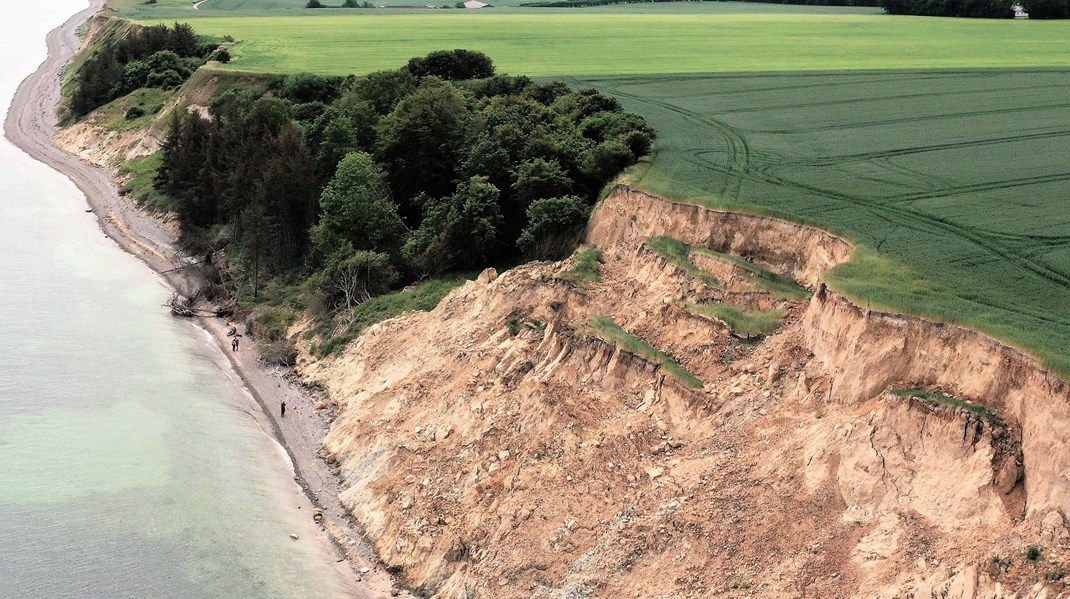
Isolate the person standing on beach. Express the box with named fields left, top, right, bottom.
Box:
left=232, top=336, right=239, bottom=352
left=281, top=401, right=286, bottom=417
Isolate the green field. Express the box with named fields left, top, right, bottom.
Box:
left=136, top=14, right=1070, bottom=76
left=573, top=69, right=1070, bottom=372
left=115, top=0, right=883, bottom=17
left=112, top=3, right=1070, bottom=374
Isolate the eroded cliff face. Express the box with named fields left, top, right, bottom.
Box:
left=300, top=186, right=1070, bottom=598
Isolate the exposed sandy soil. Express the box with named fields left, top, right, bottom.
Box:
left=21, top=7, right=1070, bottom=599
left=4, top=3, right=395, bottom=596
left=299, top=187, right=1070, bottom=599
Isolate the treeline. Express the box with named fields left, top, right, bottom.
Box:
left=881, top=0, right=1069, bottom=16
left=880, top=0, right=1012, bottom=16
left=70, top=22, right=227, bottom=118
left=154, top=49, right=654, bottom=311
left=523, top=0, right=879, bottom=7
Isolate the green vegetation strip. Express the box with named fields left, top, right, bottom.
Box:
left=116, top=0, right=885, bottom=15
left=645, top=236, right=807, bottom=298
left=686, top=302, right=785, bottom=337
left=315, top=273, right=470, bottom=355
left=688, top=246, right=809, bottom=300
left=644, top=236, right=723, bottom=288
left=589, top=315, right=702, bottom=388
left=135, top=15, right=1070, bottom=77
left=120, top=153, right=173, bottom=212
left=558, top=245, right=604, bottom=288
left=890, top=388, right=1003, bottom=425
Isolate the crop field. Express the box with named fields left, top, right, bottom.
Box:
left=114, top=0, right=883, bottom=18
left=570, top=69, right=1070, bottom=373
left=113, top=0, right=1070, bottom=373
left=132, top=14, right=1070, bottom=76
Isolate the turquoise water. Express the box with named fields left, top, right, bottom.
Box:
left=0, top=3, right=352, bottom=597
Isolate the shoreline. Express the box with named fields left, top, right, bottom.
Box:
left=4, top=2, right=389, bottom=596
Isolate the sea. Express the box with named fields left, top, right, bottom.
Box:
left=0, top=2, right=354, bottom=597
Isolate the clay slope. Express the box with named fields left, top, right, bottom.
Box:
left=300, top=185, right=1070, bottom=598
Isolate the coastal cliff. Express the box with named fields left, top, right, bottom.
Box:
left=294, top=185, right=1070, bottom=598
left=39, top=11, right=1070, bottom=597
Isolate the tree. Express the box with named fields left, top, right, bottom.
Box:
left=582, top=139, right=635, bottom=182
left=327, top=250, right=399, bottom=310
left=240, top=199, right=275, bottom=298
left=404, top=176, right=503, bottom=273
left=312, top=151, right=408, bottom=260
left=517, top=196, right=591, bottom=260
left=1022, top=0, right=1070, bottom=17
left=449, top=176, right=503, bottom=268
left=316, top=115, right=360, bottom=176
left=375, top=79, right=469, bottom=212
left=256, top=125, right=320, bottom=266
left=279, top=73, right=343, bottom=104
left=113, top=60, right=151, bottom=97
left=168, top=22, right=200, bottom=58
left=512, top=158, right=573, bottom=207
left=461, top=135, right=513, bottom=192
left=406, top=49, right=495, bottom=81
left=352, top=68, right=417, bottom=115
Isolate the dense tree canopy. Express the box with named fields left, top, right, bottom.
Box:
left=1022, top=0, right=1070, bottom=17
left=150, top=49, right=654, bottom=309
left=880, top=0, right=1014, bottom=16
left=70, top=23, right=219, bottom=118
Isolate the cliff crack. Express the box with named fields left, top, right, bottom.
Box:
left=869, top=427, right=901, bottom=499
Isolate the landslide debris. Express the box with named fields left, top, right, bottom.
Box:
left=298, top=186, right=1070, bottom=598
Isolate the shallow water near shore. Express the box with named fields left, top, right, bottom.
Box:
left=0, top=3, right=351, bottom=597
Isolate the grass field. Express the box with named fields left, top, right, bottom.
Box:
left=132, top=14, right=1070, bottom=76
left=114, top=0, right=883, bottom=17
left=571, top=69, right=1070, bottom=373
left=112, top=3, right=1070, bottom=375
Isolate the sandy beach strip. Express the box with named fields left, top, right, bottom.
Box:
left=3, top=3, right=389, bottom=596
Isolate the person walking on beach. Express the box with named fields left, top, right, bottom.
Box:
left=280, top=401, right=286, bottom=418
left=231, top=336, right=239, bottom=352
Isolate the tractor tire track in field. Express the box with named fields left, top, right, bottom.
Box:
left=883, top=171, right=1070, bottom=204
left=607, top=86, right=751, bottom=202
left=712, top=81, right=1069, bottom=116
left=748, top=166, right=1070, bottom=290
left=592, top=70, right=983, bottom=101
left=746, top=102, right=1070, bottom=135
left=769, top=129, right=1070, bottom=168
left=601, top=78, right=1070, bottom=295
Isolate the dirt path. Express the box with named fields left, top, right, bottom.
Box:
left=4, top=3, right=391, bottom=597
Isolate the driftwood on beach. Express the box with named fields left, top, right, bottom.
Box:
left=166, top=286, right=218, bottom=317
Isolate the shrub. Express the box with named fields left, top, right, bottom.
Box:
left=306, top=0, right=324, bottom=7
left=517, top=195, right=591, bottom=260
left=406, top=49, right=495, bottom=81
left=279, top=73, right=343, bottom=104
left=558, top=245, right=604, bottom=288
left=1028, top=546, right=1043, bottom=561
left=125, top=106, right=146, bottom=120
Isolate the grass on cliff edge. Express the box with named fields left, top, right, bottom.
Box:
left=313, top=273, right=471, bottom=357
left=890, top=388, right=1003, bottom=426
left=558, top=245, right=604, bottom=289
left=589, top=315, right=702, bottom=388
left=645, top=236, right=808, bottom=299
left=686, top=303, right=785, bottom=338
